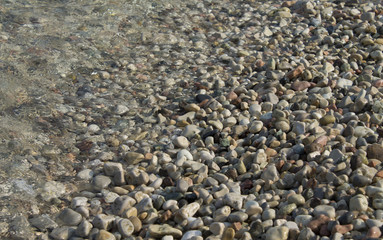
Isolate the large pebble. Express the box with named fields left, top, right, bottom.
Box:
left=57, top=208, right=82, bottom=226
left=148, top=224, right=183, bottom=238
left=173, top=136, right=189, bottom=148
left=349, top=194, right=368, bottom=212
left=265, top=226, right=289, bottom=240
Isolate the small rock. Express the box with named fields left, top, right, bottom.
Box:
left=148, top=224, right=183, bottom=238
left=173, top=136, right=189, bottom=148
left=265, top=226, right=289, bottom=240
left=261, top=164, right=279, bottom=182
left=57, top=208, right=82, bottom=226
left=367, top=144, right=383, bottom=161
left=366, top=226, right=382, bottom=239
left=125, top=152, right=145, bottom=165
left=96, top=230, right=116, bottom=240
left=181, top=230, right=202, bottom=240
left=349, top=194, right=368, bottom=212
left=50, top=226, right=75, bottom=240
left=117, top=218, right=134, bottom=237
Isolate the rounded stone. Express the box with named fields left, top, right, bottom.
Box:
left=173, top=136, right=190, bottom=149
left=117, top=218, right=134, bottom=237
left=287, top=194, right=305, bottom=206
left=265, top=226, right=289, bottom=240
left=349, top=194, right=368, bottom=212
left=313, top=205, right=336, bottom=218
left=58, top=208, right=82, bottom=226
left=274, top=121, right=290, bottom=132
left=319, top=115, right=336, bottom=125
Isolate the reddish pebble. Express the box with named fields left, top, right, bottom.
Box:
left=319, top=224, right=330, bottom=236
left=373, top=79, right=383, bottom=88
left=376, top=170, right=383, bottom=178
left=291, top=80, right=311, bottom=91
left=226, top=91, right=238, bottom=101
left=332, top=224, right=353, bottom=234
left=367, top=226, right=382, bottom=238
left=308, top=215, right=331, bottom=234
left=286, top=66, right=304, bottom=80
left=314, top=136, right=328, bottom=147
left=255, top=59, right=265, bottom=68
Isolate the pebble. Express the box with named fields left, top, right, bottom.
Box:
left=57, top=208, right=82, bottom=226
left=265, top=226, right=289, bottom=240
left=148, top=224, right=183, bottom=238
left=96, top=230, right=116, bottom=240
left=173, top=136, right=190, bottom=149
left=349, top=194, right=369, bottom=212
left=10, top=1, right=383, bottom=240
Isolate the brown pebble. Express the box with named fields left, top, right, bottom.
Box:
left=265, top=148, right=278, bottom=157
left=319, top=224, right=330, bottom=236
left=291, top=80, right=311, bottom=91
left=286, top=66, right=304, bottom=80
left=160, top=210, right=172, bottom=223
left=331, top=224, right=353, bottom=234
left=162, top=177, right=174, bottom=187
left=366, top=226, right=382, bottom=239
left=308, top=214, right=331, bottom=234
left=226, top=91, right=238, bottom=101
left=376, top=170, right=383, bottom=178
left=314, top=136, right=328, bottom=147
left=232, top=222, right=242, bottom=231
left=373, top=79, right=383, bottom=88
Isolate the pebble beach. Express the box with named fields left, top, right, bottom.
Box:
left=1, top=0, right=383, bottom=239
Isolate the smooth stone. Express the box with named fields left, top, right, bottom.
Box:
left=319, top=115, right=336, bottom=125
left=57, top=208, right=82, bottom=226
left=373, top=199, right=383, bottom=209
left=124, top=152, right=145, bottom=165
left=129, top=216, right=141, bottom=232
left=76, top=169, right=94, bottom=180
left=29, top=214, right=58, bottom=231
left=228, top=211, right=248, bottom=222
left=182, top=125, right=201, bottom=138
left=210, top=222, right=226, bottom=235
left=173, top=136, right=189, bottom=149
left=352, top=175, right=371, bottom=187
left=366, top=219, right=383, bottom=228
left=93, top=175, right=111, bottom=190
left=135, top=198, right=153, bottom=213
left=148, top=224, right=183, bottom=238
left=366, top=226, right=382, bottom=239
left=287, top=194, right=305, bottom=206
left=76, top=220, right=93, bottom=237
left=274, top=121, right=290, bottom=132
left=96, top=230, right=116, bottom=240
left=245, top=201, right=263, bottom=216
left=261, top=164, right=279, bottom=182
left=332, top=224, right=353, bottom=234
left=92, top=214, right=115, bottom=230
left=349, top=194, right=368, bottom=212
left=103, top=162, right=125, bottom=185
left=297, top=227, right=315, bottom=240
left=180, top=230, right=202, bottom=240
left=262, top=209, right=276, bottom=220
left=265, top=226, right=289, bottom=240
left=295, top=215, right=312, bottom=227
left=222, top=227, right=235, bottom=240
left=278, top=203, right=297, bottom=216
left=117, top=218, right=134, bottom=237
left=223, top=193, right=243, bottom=210
left=367, top=144, right=383, bottom=161
left=50, top=227, right=76, bottom=240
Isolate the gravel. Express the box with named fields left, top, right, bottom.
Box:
left=1, top=0, right=383, bottom=239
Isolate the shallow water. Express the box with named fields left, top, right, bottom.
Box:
left=0, top=0, right=183, bottom=235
